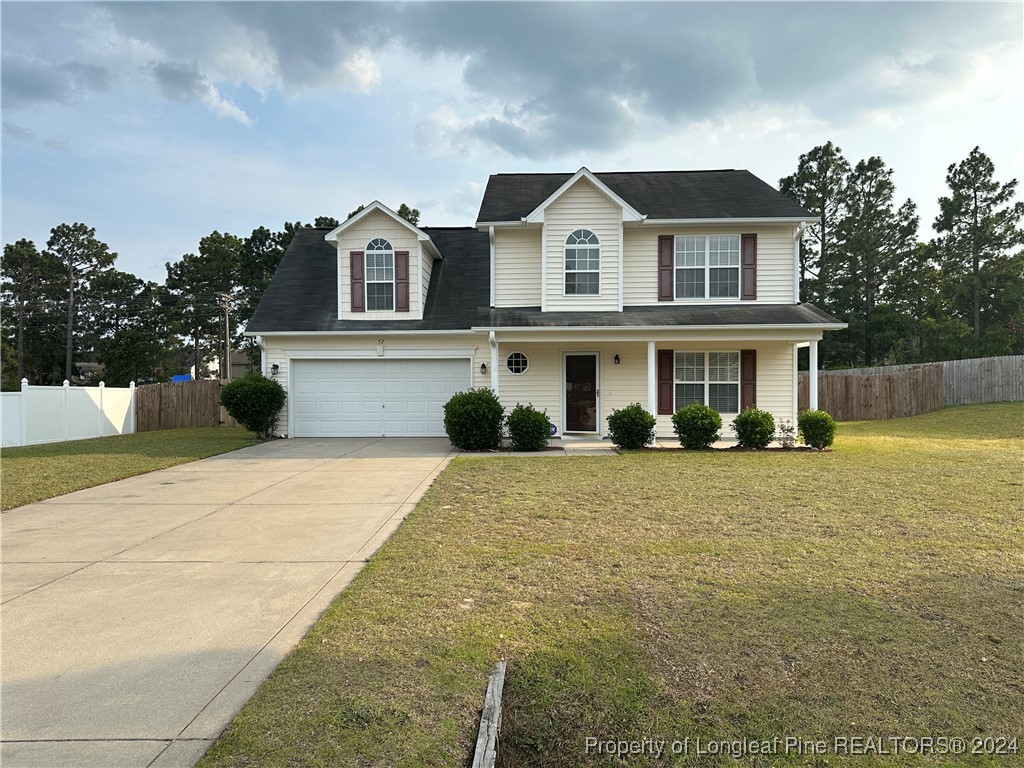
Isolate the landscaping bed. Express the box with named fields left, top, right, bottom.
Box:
left=199, top=403, right=1024, bottom=767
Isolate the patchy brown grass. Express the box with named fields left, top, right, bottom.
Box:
left=199, top=403, right=1024, bottom=767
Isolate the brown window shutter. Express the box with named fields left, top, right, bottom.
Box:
left=395, top=251, right=410, bottom=312
left=658, top=236, right=674, bottom=301
left=350, top=252, right=365, bottom=312
left=741, top=233, right=757, bottom=300
left=741, top=349, right=756, bottom=409
left=657, top=349, right=674, bottom=415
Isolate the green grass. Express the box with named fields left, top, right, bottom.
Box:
left=199, top=403, right=1024, bottom=767
left=1, top=427, right=259, bottom=510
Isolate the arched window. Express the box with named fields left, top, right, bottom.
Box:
left=365, top=238, right=394, bottom=311
left=564, top=229, right=600, bottom=295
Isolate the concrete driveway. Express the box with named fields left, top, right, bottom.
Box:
left=1, top=438, right=455, bottom=768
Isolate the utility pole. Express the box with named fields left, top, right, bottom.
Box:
left=219, top=293, right=232, bottom=381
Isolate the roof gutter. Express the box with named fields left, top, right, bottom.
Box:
left=470, top=322, right=848, bottom=333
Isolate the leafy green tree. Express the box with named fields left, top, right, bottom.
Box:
left=165, top=231, right=242, bottom=379
left=44, top=223, right=116, bottom=381
left=347, top=204, right=365, bottom=219
left=933, top=147, right=1024, bottom=344
left=1, top=239, right=63, bottom=385
left=396, top=203, right=421, bottom=226
left=313, top=216, right=340, bottom=228
left=779, top=142, right=850, bottom=307
left=830, top=157, right=919, bottom=366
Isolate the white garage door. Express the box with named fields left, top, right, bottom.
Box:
left=291, top=358, right=470, bottom=437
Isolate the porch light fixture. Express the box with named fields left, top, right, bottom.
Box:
left=376, top=339, right=385, bottom=357
left=480, top=362, right=488, bottom=375
left=270, top=364, right=280, bottom=376
left=614, top=354, right=621, bottom=365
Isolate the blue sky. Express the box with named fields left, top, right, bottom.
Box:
left=3, top=1, right=1022, bottom=283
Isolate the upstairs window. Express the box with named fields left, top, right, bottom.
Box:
left=564, top=229, right=600, bottom=295
left=675, top=235, right=740, bottom=299
left=365, top=238, right=394, bottom=311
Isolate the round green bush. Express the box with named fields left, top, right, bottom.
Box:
left=798, top=408, right=837, bottom=450
left=731, top=406, right=776, bottom=449
left=606, top=403, right=656, bottom=450
left=507, top=403, right=550, bottom=451
left=443, top=388, right=504, bottom=450
left=671, top=402, right=722, bottom=449
left=219, top=372, right=287, bottom=439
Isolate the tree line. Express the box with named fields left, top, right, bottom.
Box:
left=780, top=144, right=1023, bottom=368
left=3, top=145, right=1021, bottom=389
left=0, top=205, right=420, bottom=390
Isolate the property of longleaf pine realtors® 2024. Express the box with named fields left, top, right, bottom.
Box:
left=583, top=736, right=1020, bottom=759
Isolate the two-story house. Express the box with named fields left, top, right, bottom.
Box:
left=245, top=168, right=845, bottom=439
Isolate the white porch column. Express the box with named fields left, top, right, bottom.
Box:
left=808, top=340, right=819, bottom=410
left=646, top=341, right=656, bottom=415
left=489, top=331, right=499, bottom=396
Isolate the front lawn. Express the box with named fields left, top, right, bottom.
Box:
left=200, top=403, right=1024, bottom=767
left=1, top=427, right=258, bottom=510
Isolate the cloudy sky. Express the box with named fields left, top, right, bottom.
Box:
left=3, top=1, right=1021, bottom=282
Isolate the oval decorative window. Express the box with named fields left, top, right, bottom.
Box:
left=506, top=352, right=528, bottom=374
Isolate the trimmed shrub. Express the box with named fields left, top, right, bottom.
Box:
left=776, top=418, right=796, bottom=449
left=507, top=403, right=550, bottom=452
left=798, top=409, right=837, bottom=450
left=443, top=388, right=504, bottom=450
left=671, top=403, right=722, bottom=450
left=219, top=372, right=286, bottom=439
left=606, top=403, right=656, bottom=450
left=731, top=406, right=776, bottom=449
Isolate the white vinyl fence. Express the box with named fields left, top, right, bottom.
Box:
left=1, top=379, right=136, bottom=448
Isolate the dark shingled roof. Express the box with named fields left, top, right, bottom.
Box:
left=476, top=170, right=813, bottom=222
left=245, top=226, right=490, bottom=333
left=475, top=304, right=843, bottom=329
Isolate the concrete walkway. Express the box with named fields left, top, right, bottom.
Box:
left=1, top=438, right=455, bottom=768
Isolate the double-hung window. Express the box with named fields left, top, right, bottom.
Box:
left=675, top=235, right=740, bottom=299
left=365, top=238, right=394, bottom=311
left=674, top=351, right=740, bottom=413
left=564, top=229, right=600, bottom=295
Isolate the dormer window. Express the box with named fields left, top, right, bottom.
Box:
left=564, top=229, right=600, bottom=295
left=365, top=238, right=395, bottom=311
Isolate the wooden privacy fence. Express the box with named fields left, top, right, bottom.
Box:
left=799, top=364, right=944, bottom=421
left=798, top=355, right=1023, bottom=421
left=135, top=380, right=236, bottom=432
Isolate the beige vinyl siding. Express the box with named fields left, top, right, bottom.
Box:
left=422, top=248, right=434, bottom=308
left=493, top=227, right=542, bottom=307
left=261, top=333, right=488, bottom=436
left=544, top=179, right=620, bottom=312
left=337, top=209, right=426, bottom=320
left=495, top=340, right=795, bottom=440
left=622, top=223, right=796, bottom=305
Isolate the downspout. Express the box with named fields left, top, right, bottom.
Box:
left=793, top=221, right=806, bottom=303
left=256, top=335, right=267, bottom=376
left=488, top=331, right=499, bottom=397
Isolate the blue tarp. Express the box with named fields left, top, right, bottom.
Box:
left=171, top=374, right=193, bottom=382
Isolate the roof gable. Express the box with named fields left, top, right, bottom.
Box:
left=325, top=201, right=440, bottom=258
left=523, top=167, right=643, bottom=224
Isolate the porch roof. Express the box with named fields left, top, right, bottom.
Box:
left=473, top=303, right=845, bottom=331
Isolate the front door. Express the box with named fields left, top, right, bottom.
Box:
left=565, top=354, right=598, bottom=432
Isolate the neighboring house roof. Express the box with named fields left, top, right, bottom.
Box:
left=245, top=226, right=490, bottom=333
left=477, top=170, right=814, bottom=223
left=474, top=304, right=844, bottom=330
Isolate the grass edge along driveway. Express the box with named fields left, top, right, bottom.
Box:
left=199, top=402, right=1024, bottom=767
left=1, top=427, right=258, bottom=510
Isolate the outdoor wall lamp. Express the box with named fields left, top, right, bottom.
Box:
left=270, top=364, right=280, bottom=376
left=614, top=354, right=621, bottom=365
left=480, top=363, right=488, bottom=375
